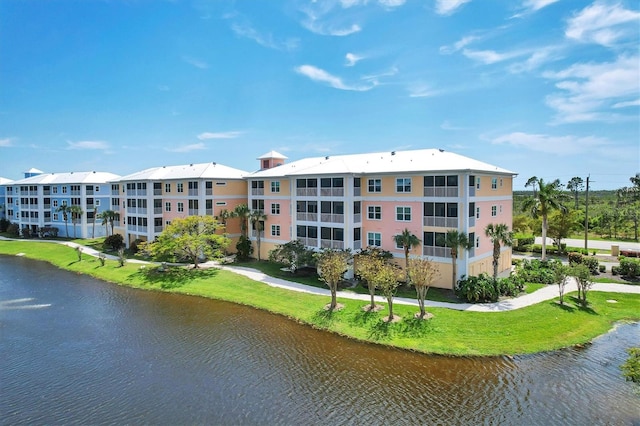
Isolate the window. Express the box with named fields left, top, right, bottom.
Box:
left=368, top=178, right=381, bottom=193
left=165, top=202, right=171, bottom=212
left=271, top=225, right=281, bottom=237
left=476, top=207, right=480, bottom=219
left=62, top=186, right=68, bottom=194
left=53, top=200, right=58, bottom=208
left=271, top=181, right=280, bottom=193
left=216, top=202, right=227, bottom=206
left=95, top=186, right=100, bottom=192
left=367, top=232, right=382, bottom=247
left=491, top=205, right=497, bottom=217
left=52, top=187, right=58, bottom=194
left=491, top=178, right=498, bottom=190
left=177, top=202, right=184, bottom=212
left=252, top=199, right=265, bottom=212
left=395, top=238, right=405, bottom=250
left=177, top=183, right=184, bottom=193
left=499, top=178, right=503, bottom=187
left=396, top=178, right=411, bottom=193
left=165, top=183, right=171, bottom=193
left=396, top=206, right=411, bottom=221
left=499, top=205, right=503, bottom=214
left=216, top=181, right=227, bottom=186
left=166, top=220, right=171, bottom=226
left=367, top=205, right=382, bottom=220
left=262, top=159, right=269, bottom=169
left=271, top=203, right=280, bottom=215
left=95, top=200, right=100, bottom=206
left=476, top=177, right=480, bottom=189
left=53, top=214, right=59, bottom=221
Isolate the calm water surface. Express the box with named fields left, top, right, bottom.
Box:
left=0, top=256, right=638, bottom=425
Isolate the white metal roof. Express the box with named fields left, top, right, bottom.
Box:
left=257, top=150, right=288, bottom=160
left=114, top=162, right=248, bottom=182
left=248, top=148, right=517, bottom=178
left=0, top=177, right=14, bottom=185
left=7, top=171, right=121, bottom=185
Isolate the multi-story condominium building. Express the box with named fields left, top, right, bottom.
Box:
left=0, top=177, right=13, bottom=220
left=2, top=170, right=121, bottom=238
left=111, top=162, right=248, bottom=247
left=247, top=149, right=516, bottom=289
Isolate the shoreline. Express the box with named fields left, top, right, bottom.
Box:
left=1, top=239, right=639, bottom=357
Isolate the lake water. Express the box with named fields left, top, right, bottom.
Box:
left=0, top=256, right=638, bottom=425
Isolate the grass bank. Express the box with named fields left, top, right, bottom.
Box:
left=1, top=240, right=638, bottom=357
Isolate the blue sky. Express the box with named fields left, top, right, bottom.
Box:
left=1, top=0, right=638, bottom=190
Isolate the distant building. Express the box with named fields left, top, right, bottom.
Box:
left=0, top=177, right=14, bottom=220
left=110, top=162, right=248, bottom=247
left=2, top=171, right=121, bottom=238
left=246, top=149, right=517, bottom=289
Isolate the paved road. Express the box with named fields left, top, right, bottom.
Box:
left=535, top=237, right=640, bottom=251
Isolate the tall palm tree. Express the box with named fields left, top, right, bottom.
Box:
left=216, top=209, right=232, bottom=227
left=56, top=204, right=71, bottom=238
left=91, top=207, right=97, bottom=238
left=233, top=204, right=251, bottom=238
left=98, top=211, right=110, bottom=236
left=392, top=228, right=421, bottom=281
left=485, top=223, right=513, bottom=280
left=521, top=177, right=567, bottom=260
left=69, top=205, right=83, bottom=238
left=249, top=210, right=267, bottom=261
left=438, top=230, right=471, bottom=289
left=98, top=210, right=119, bottom=236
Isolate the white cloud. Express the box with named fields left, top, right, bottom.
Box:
left=66, top=140, right=109, bottom=150
left=295, top=65, right=376, bottom=91
left=435, top=0, right=471, bottom=16
left=182, top=56, right=209, bottom=69
left=0, top=138, right=12, bottom=147
left=521, top=0, right=559, bottom=12
left=613, top=99, right=640, bottom=108
left=462, top=48, right=515, bottom=64
left=439, top=35, right=479, bottom=54
left=491, top=132, right=610, bottom=155
left=231, top=22, right=299, bottom=51
left=565, top=1, right=640, bottom=46
left=407, top=83, right=439, bottom=98
left=302, top=20, right=361, bottom=36
left=166, top=143, right=206, bottom=153
left=345, top=52, right=364, bottom=66
left=197, top=131, right=243, bottom=140
left=507, top=47, right=558, bottom=73
left=543, top=54, right=640, bottom=122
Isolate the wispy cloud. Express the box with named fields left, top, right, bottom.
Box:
left=543, top=54, right=640, bottom=123
left=66, top=140, right=110, bottom=150
left=231, top=22, right=299, bottom=51
left=407, top=83, right=440, bottom=98
left=295, top=65, right=376, bottom=91
left=440, top=120, right=465, bottom=130
left=345, top=52, right=364, bottom=67
left=613, top=99, right=640, bottom=108
left=182, top=56, right=209, bottom=69
left=435, top=0, right=471, bottom=16
left=440, top=35, right=479, bottom=54
left=166, top=143, right=206, bottom=153
left=462, top=48, right=519, bottom=64
left=565, top=1, right=640, bottom=47
left=301, top=20, right=361, bottom=37
left=491, top=132, right=610, bottom=155
left=511, top=0, right=560, bottom=18
left=0, top=138, right=13, bottom=147
left=197, top=131, right=243, bottom=140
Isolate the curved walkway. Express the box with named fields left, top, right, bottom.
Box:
left=2, top=236, right=639, bottom=313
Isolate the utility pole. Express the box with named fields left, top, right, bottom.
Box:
left=584, top=175, right=590, bottom=251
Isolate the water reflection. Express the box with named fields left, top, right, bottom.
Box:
left=0, top=256, right=637, bottom=425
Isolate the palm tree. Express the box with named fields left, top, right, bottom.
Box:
left=98, top=210, right=119, bottom=236
left=438, top=230, right=471, bottom=289
left=484, top=223, right=513, bottom=280
left=392, top=228, right=421, bottom=281
left=91, top=207, right=97, bottom=238
left=56, top=204, right=71, bottom=238
left=69, top=205, right=83, bottom=238
left=521, top=177, right=567, bottom=260
left=233, top=204, right=251, bottom=238
left=216, top=209, right=232, bottom=227
left=249, top=210, right=267, bottom=261
left=98, top=211, right=110, bottom=236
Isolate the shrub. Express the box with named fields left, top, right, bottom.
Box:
left=455, top=274, right=497, bottom=303
left=582, top=256, right=599, bottom=274
left=599, top=264, right=606, bottom=273
left=619, top=257, right=640, bottom=278
left=6, top=223, right=19, bottom=237
left=514, top=233, right=535, bottom=248
left=568, top=252, right=583, bottom=265
left=612, top=266, right=620, bottom=275
left=20, top=227, right=32, bottom=239
left=621, top=347, right=640, bottom=383
left=38, top=226, right=59, bottom=238
left=129, top=239, right=143, bottom=254
left=235, top=235, right=253, bottom=261
left=496, top=274, right=526, bottom=297
left=104, top=234, right=124, bottom=251
left=515, top=258, right=562, bottom=285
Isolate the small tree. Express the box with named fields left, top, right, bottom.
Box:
left=392, top=228, right=421, bottom=282
left=374, top=262, right=401, bottom=322
left=98, top=253, right=106, bottom=266
left=570, top=264, right=592, bottom=307
left=148, top=216, right=229, bottom=268
left=249, top=210, right=267, bottom=261
left=355, top=252, right=384, bottom=311
left=117, top=247, right=126, bottom=267
left=438, top=230, right=472, bottom=288
left=316, top=249, right=351, bottom=310
left=269, top=240, right=315, bottom=273
left=566, top=177, right=584, bottom=209
left=235, top=235, right=253, bottom=261
left=547, top=209, right=581, bottom=253
left=485, top=223, right=513, bottom=280
left=75, top=246, right=83, bottom=261
left=553, top=264, right=570, bottom=306
left=233, top=204, right=251, bottom=238
left=408, top=257, right=439, bottom=319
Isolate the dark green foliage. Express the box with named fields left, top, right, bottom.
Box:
left=621, top=347, right=640, bottom=383
left=612, top=266, right=620, bottom=275
left=104, top=234, right=125, bottom=251
left=568, top=252, right=583, bottom=265
left=619, top=256, right=640, bottom=278
left=129, top=239, right=143, bottom=254
left=515, top=258, right=562, bottom=284
left=455, top=274, right=498, bottom=303
left=6, top=223, right=19, bottom=237
left=268, top=240, right=316, bottom=272
left=599, top=264, right=606, bottom=273
left=514, top=233, right=535, bottom=247
left=497, top=274, right=526, bottom=297
left=235, top=235, right=253, bottom=261
left=37, top=226, right=59, bottom=238
left=21, top=227, right=34, bottom=239
left=582, top=256, right=599, bottom=274
left=0, top=218, right=10, bottom=233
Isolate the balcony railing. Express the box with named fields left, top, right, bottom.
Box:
left=296, top=188, right=318, bottom=197
left=423, top=187, right=459, bottom=197
left=86, top=189, right=94, bottom=195
left=423, top=246, right=451, bottom=258
left=469, top=216, right=475, bottom=227
left=469, top=186, right=476, bottom=197
left=188, top=209, right=198, bottom=215
left=206, top=208, right=213, bottom=215
left=353, top=240, right=362, bottom=250
left=320, top=239, right=344, bottom=249
left=153, top=189, right=162, bottom=195
left=354, top=188, right=361, bottom=196
left=320, top=188, right=344, bottom=197
left=320, top=213, right=344, bottom=223
left=251, top=188, right=264, bottom=196
left=353, top=213, right=361, bottom=223
left=251, top=230, right=265, bottom=239
left=297, top=237, right=317, bottom=247
left=423, top=217, right=458, bottom=228
left=154, top=208, right=162, bottom=215
left=297, top=212, right=318, bottom=222
left=188, top=189, right=199, bottom=196
left=154, top=226, right=163, bottom=233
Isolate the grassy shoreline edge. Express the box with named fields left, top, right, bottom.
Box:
left=1, top=240, right=638, bottom=357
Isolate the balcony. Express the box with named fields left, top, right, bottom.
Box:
left=423, top=187, right=459, bottom=197
left=320, top=213, right=344, bottom=223
left=71, top=190, right=81, bottom=196
left=423, top=217, right=458, bottom=228
left=188, top=189, right=199, bottom=196
left=320, top=239, right=344, bottom=249
left=320, top=188, right=344, bottom=197
left=111, top=190, right=120, bottom=196
left=154, top=226, right=163, bottom=233
left=43, top=190, right=51, bottom=195
left=423, top=246, right=451, bottom=258
left=469, top=186, right=476, bottom=197
left=251, top=230, right=265, bottom=239
left=469, top=216, right=476, bottom=227
left=188, top=209, right=198, bottom=215
left=297, top=237, right=317, bottom=247
left=206, top=188, right=213, bottom=196
left=296, top=188, right=317, bottom=197
left=206, top=208, right=213, bottom=215
left=296, top=212, right=317, bottom=222
left=353, top=213, right=361, bottom=223
left=154, top=207, right=162, bottom=215
left=86, top=189, right=94, bottom=195
left=251, top=188, right=264, bottom=196
left=353, top=241, right=362, bottom=250
left=153, top=189, right=162, bottom=196
left=354, top=188, right=361, bottom=197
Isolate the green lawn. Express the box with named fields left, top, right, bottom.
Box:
left=1, top=240, right=639, bottom=357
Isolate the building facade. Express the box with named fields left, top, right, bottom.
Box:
left=0, top=177, right=13, bottom=220
left=2, top=170, right=121, bottom=238
left=246, top=149, right=516, bottom=289
left=111, top=162, right=248, bottom=247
